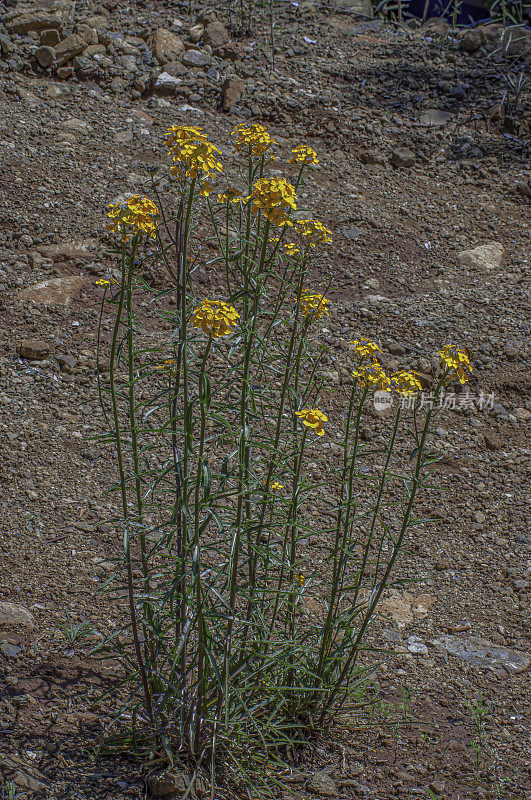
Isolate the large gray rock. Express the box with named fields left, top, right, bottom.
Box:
left=17, top=276, right=85, bottom=306
left=307, top=771, right=339, bottom=798
left=5, top=0, right=74, bottom=35
left=54, top=33, right=87, bottom=65
left=35, top=44, right=55, bottom=67
left=17, top=339, right=50, bottom=360
left=203, top=20, right=229, bottom=49
left=0, top=602, right=35, bottom=628
left=432, top=635, right=530, bottom=675
left=150, top=28, right=185, bottom=65
left=458, top=242, right=504, bottom=271
left=181, top=49, right=212, bottom=68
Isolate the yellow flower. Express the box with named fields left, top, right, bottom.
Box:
left=299, top=291, right=330, bottom=320
left=155, top=358, right=179, bottom=371
left=245, top=177, right=297, bottom=227
left=295, top=407, right=327, bottom=436
left=217, top=187, right=242, bottom=203
left=352, top=361, right=390, bottom=391
left=438, top=345, right=472, bottom=384
left=95, top=278, right=116, bottom=287
left=390, top=370, right=423, bottom=395
left=165, top=125, right=222, bottom=182
left=351, top=338, right=382, bottom=360
left=199, top=180, right=213, bottom=197
left=294, top=219, right=332, bottom=247
left=106, top=195, right=158, bottom=241
left=295, top=572, right=306, bottom=586
left=231, top=123, right=277, bottom=157
left=169, top=140, right=223, bottom=181
left=191, top=299, right=240, bottom=338
left=165, top=125, right=208, bottom=149
left=270, top=481, right=284, bottom=491
left=284, top=242, right=301, bottom=257
left=288, top=145, right=319, bottom=166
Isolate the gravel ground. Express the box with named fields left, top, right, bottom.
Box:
left=0, top=1, right=530, bottom=798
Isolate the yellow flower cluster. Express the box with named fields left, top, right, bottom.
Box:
left=106, top=195, right=158, bottom=241
left=246, top=177, right=297, bottom=227
left=95, top=277, right=117, bottom=287
left=294, top=219, right=333, bottom=247
left=352, top=361, right=390, bottom=391
left=191, top=299, right=239, bottom=338
left=165, top=125, right=223, bottom=186
left=351, top=338, right=382, bottom=360
left=390, top=370, right=423, bottom=395
left=217, top=187, right=242, bottom=203
left=288, top=145, right=319, bottom=166
left=270, top=481, right=284, bottom=491
left=284, top=242, right=301, bottom=257
left=438, top=345, right=472, bottom=384
left=296, top=408, right=327, bottom=436
left=299, top=291, right=330, bottom=320
left=155, top=358, right=179, bottom=372
left=165, top=125, right=206, bottom=149
left=232, top=123, right=277, bottom=156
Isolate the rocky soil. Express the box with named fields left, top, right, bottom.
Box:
left=0, top=1, right=530, bottom=798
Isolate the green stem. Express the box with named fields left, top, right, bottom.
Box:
left=108, top=232, right=154, bottom=726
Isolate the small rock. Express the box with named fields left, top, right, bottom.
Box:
left=359, top=150, right=386, bottom=165
left=388, top=342, right=406, bottom=356
left=56, top=65, right=74, bottom=79
left=221, top=77, right=244, bottom=111
left=515, top=407, right=531, bottom=422
left=154, top=71, right=182, bottom=94
left=113, top=130, right=134, bottom=143
left=458, top=242, right=504, bottom=271
left=419, top=109, right=453, bottom=127
left=40, top=28, right=61, bottom=46
left=181, top=49, right=212, bottom=68
left=0, top=33, right=16, bottom=54
left=407, top=636, right=429, bottom=655
left=203, top=20, right=229, bottom=49
left=417, top=17, right=449, bottom=36
left=147, top=770, right=189, bottom=797
left=483, top=431, right=502, bottom=450
left=307, top=770, right=338, bottom=798
left=460, top=27, right=487, bottom=53
left=150, top=28, right=185, bottom=65
left=434, top=558, right=450, bottom=571
left=214, top=42, right=242, bottom=62
left=343, top=226, right=363, bottom=240
left=297, top=1, right=317, bottom=16
left=0, top=602, right=35, bottom=629
left=188, top=23, right=204, bottom=43
left=54, top=33, right=87, bottom=65
left=35, top=45, right=55, bottom=67
left=430, top=781, right=446, bottom=794
left=0, top=642, right=22, bottom=658
left=17, top=339, right=50, bottom=360
left=390, top=148, right=416, bottom=168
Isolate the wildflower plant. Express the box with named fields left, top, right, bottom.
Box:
left=95, top=122, right=466, bottom=798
